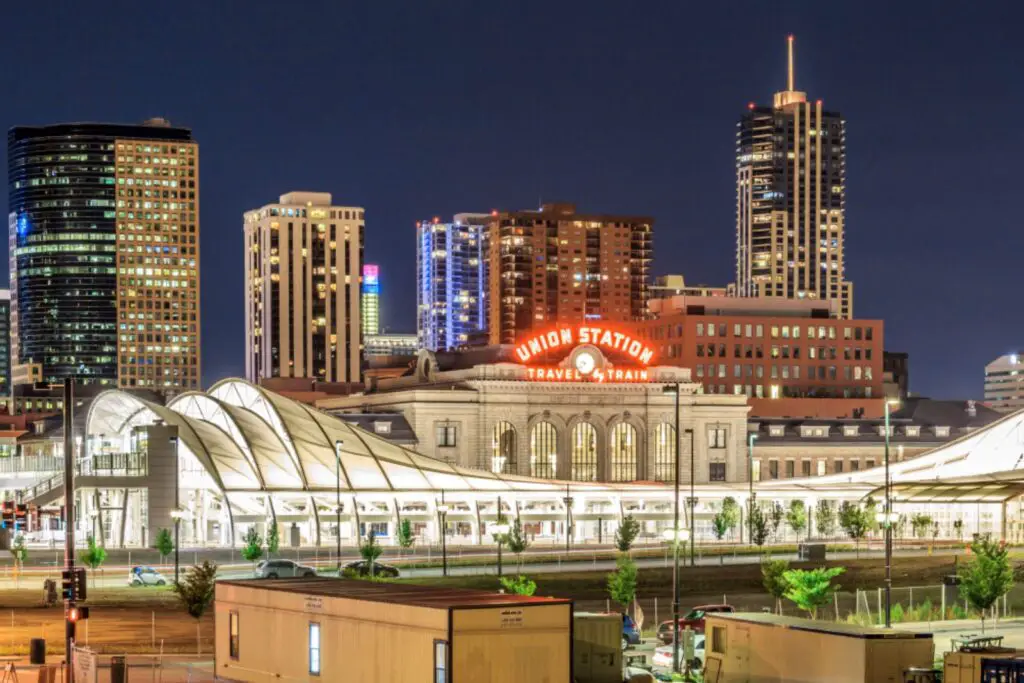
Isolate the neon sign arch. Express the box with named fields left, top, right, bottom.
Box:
left=514, top=326, right=655, bottom=365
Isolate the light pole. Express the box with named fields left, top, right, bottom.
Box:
left=334, top=440, right=343, bottom=574
left=747, top=433, right=758, bottom=544
left=563, top=485, right=573, bottom=555
left=170, top=434, right=180, bottom=584
left=490, top=496, right=510, bottom=578
left=437, top=490, right=449, bottom=577
left=169, top=509, right=184, bottom=584
left=662, top=526, right=691, bottom=675
left=880, top=399, right=900, bottom=627
left=686, top=427, right=696, bottom=567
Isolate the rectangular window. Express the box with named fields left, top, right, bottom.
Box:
left=816, top=460, right=826, bottom=476
left=834, top=461, right=844, bottom=474
left=711, top=626, right=727, bottom=654
left=752, top=460, right=761, bottom=481
left=768, top=460, right=779, bottom=479
left=309, top=622, right=321, bottom=675
left=733, top=324, right=741, bottom=336
left=866, top=459, right=875, bottom=469
left=801, top=460, right=811, bottom=476
left=707, top=428, right=727, bottom=449
left=436, top=425, right=457, bottom=447
left=229, top=611, right=239, bottom=660
left=696, top=323, right=704, bottom=336
left=709, top=462, right=726, bottom=481
left=850, top=460, right=860, bottom=472
left=434, top=640, right=449, bottom=683
left=785, top=460, right=795, bottom=478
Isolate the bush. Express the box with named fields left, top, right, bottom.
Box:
left=890, top=603, right=905, bottom=624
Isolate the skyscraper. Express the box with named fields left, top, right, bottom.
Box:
left=416, top=214, right=488, bottom=351
left=0, top=290, right=10, bottom=395
left=361, top=264, right=380, bottom=336
left=735, top=37, right=852, bottom=318
left=8, top=120, right=200, bottom=390
left=244, top=192, right=363, bottom=383
left=483, top=203, right=652, bottom=346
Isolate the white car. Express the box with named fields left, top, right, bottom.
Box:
left=254, top=559, right=317, bottom=579
left=652, top=633, right=705, bottom=672
left=129, top=566, right=167, bottom=586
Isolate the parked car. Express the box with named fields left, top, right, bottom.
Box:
left=129, top=566, right=167, bottom=586
left=622, top=613, right=642, bottom=649
left=656, top=604, right=734, bottom=643
left=342, top=560, right=400, bottom=578
left=254, top=559, right=317, bottom=579
left=652, top=633, right=706, bottom=671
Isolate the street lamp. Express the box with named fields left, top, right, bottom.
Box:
left=437, top=491, right=449, bottom=578
left=747, top=433, right=758, bottom=544
left=685, top=428, right=696, bottom=568
left=882, top=399, right=900, bottom=627
left=662, top=526, right=691, bottom=675
left=334, top=440, right=343, bottom=574
left=169, top=434, right=181, bottom=585
left=169, top=508, right=186, bottom=584
left=489, top=497, right=511, bottom=578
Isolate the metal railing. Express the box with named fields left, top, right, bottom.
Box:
left=79, top=451, right=148, bottom=476
left=0, top=454, right=63, bottom=474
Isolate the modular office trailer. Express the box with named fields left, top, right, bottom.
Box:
left=702, top=612, right=933, bottom=683
left=215, top=578, right=572, bottom=682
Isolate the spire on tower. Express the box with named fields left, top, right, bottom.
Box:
left=787, top=34, right=795, bottom=91
left=773, top=34, right=806, bottom=108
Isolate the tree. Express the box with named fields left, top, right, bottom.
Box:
left=79, top=535, right=108, bottom=587
left=711, top=512, right=730, bottom=542
left=864, top=496, right=880, bottom=535
left=9, top=534, right=27, bottom=570
left=959, top=536, right=1014, bottom=633
left=360, top=531, right=383, bottom=577
left=607, top=554, right=638, bottom=612
left=769, top=501, right=785, bottom=543
left=721, top=497, right=741, bottom=538
left=748, top=497, right=770, bottom=551
left=786, top=501, right=807, bottom=540
left=762, top=558, right=790, bottom=614
left=499, top=575, right=537, bottom=596
left=783, top=567, right=845, bottom=620
left=240, top=527, right=263, bottom=566
left=174, top=560, right=218, bottom=655
left=267, top=522, right=280, bottom=557
left=615, top=515, right=641, bottom=553
left=397, top=518, right=415, bottom=550
left=815, top=500, right=837, bottom=538
left=839, top=502, right=869, bottom=557
left=506, top=517, right=530, bottom=570
left=910, top=514, right=934, bottom=540
left=155, top=528, right=174, bottom=564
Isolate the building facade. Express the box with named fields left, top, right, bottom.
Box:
left=0, top=290, right=10, bottom=395
left=8, top=120, right=200, bottom=391
left=650, top=274, right=729, bottom=299
left=363, top=333, right=418, bottom=358
left=320, top=327, right=751, bottom=485
left=985, top=353, right=1024, bottom=412
left=416, top=215, right=488, bottom=351
left=361, top=264, right=380, bottom=336
left=244, top=192, right=363, bottom=384
left=735, top=37, right=852, bottom=318
left=639, top=295, right=882, bottom=404
left=481, top=203, right=653, bottom=345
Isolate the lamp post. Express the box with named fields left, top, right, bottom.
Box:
left=334, top=440, right=343, bottom=574
left=663, top=527, right=691, bottom=675
left=170, top=433, right=181, bottom=585
left=490, top=496, right=510, bottom=578
left=169, top=509, right=184, bottom=584
left=437, top=491, right=449, bottom=577
left=747, top=433, right=758, bottom=544
left=686, top=428, right=696, bottom=567
left=881, top=399, right=900, bottom=627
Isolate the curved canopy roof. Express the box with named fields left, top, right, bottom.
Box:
left=87, top=379, right=653, bottom=495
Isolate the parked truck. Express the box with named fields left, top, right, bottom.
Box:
left=702, top=612, right=933, bottom=683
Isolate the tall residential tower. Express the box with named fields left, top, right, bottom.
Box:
left=244, top=192, right=363, bottom=383
left=735, top=37, right=852, bottom=317
left=361, top=264, right=380, bottom=336
left=8, top=120, right=200, bottom=390
left=416, top=214, right=488, bottom=351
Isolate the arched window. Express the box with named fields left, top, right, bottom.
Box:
left=653, top=423, right=676, bottom=482
left=609, top=423, right=638, bottom=482
left=571, top=423, right=598, bottom=481
left=491, top=422, right=516, bottom=474
left=530, top=422, right=558, bottom=478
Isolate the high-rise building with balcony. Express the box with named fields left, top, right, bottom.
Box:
left=482, top=203, right=653, bottom=345
left=735, top=37, right=852, bottom=318
left=244, top=192, right=363, bottom=383
left=8, top=120, right=200, bottom=390
left=416, top=214, right=488, bottom=351
left=361, top=264, right=380, bottom=336
left=984, top=353, right=1024, bottom=413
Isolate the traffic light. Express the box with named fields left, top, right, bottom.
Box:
left=61, top=570, right=75, bottom=601
left=13, top=504, right=27, bottom=531
left=0, top=501, right=13, bottom=529
left=75, top=568, right=87, bottom=601
left=67, top=606, right=89, bottom=622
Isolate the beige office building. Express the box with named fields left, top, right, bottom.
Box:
left=736, top=36, right=853, bottom=318
left=244, top=192, right=363, bottom=384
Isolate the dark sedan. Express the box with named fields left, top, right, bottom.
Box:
left=342, top=560, right=400, bottom=578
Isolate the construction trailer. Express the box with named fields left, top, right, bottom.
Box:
left=702, top=612, right=934, bottom=683
left=573, top=612, right=622, bottom=683
left=215, top=578, right=572, bottom=683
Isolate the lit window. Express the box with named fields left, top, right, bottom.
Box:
left=707, top=427, right=727, bottom=449
left=309, top=622, right=321, bottom=675
left=434, top=640, right=449, bottom=683
left=229, top=611, right=239, bottom=659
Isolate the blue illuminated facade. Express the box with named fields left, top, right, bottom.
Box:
left=416, top=215, right=488, bottom=351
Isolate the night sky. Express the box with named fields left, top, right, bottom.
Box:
left=3, top=3, right=1022, bottom=399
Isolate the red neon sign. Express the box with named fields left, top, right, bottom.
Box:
left=514, top=326, right=655, bottom=365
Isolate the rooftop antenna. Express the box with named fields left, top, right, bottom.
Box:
left=787, top=34, right=795, bottom=91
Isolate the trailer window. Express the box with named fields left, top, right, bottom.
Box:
left=228, top=611, right=239, bottom=659
left=309, top=622, right=321, bottom=675
left=710, top=626, right=726, bottom=654
left=434, top=640, right=449, bottom=683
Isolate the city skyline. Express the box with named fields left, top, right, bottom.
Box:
left=0, top=4, right=1021, bottom=399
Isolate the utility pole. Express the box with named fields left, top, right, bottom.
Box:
left=672, top=383, right=681, bottom=674
left=335, top=440, right=343, bottom=573
left=63, top=378, right=76, bottom=683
